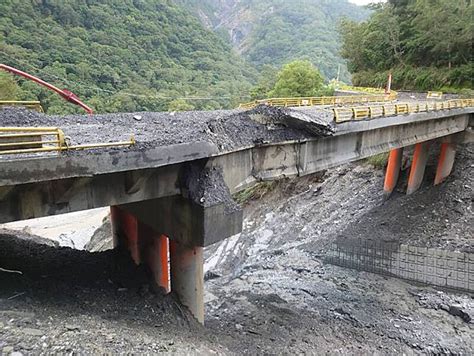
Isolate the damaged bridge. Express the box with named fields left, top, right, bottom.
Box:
left=0, top=103, right=473, bottom=323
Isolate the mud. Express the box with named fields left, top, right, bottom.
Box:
left=182, top=165, right=240, bottom=213
left=203, top=143, right=473, bottom=354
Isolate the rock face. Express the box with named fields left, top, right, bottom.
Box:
left=84, top=215, right=113, bottom=253
left=0, top=228, right=59, bottom=248
left=180, top=0, right=370, bottom=81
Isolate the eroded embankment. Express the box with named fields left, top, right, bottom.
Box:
left=203, top=144, right=473, bottom=354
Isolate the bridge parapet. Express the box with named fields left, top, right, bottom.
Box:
left=333, top=99, right=474, bottom=123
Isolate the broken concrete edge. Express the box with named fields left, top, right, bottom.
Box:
left=248, top=105, right=336, bottom=136
left=118, top=164, right=244, bottom=248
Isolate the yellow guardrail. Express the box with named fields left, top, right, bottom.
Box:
left=239, top=93, right=397, bottom=110
left=0, top=127, right=135, bottom=155
left=0, top=101, right=44, bottom=113
left=337, top=85, right=390, bottom=95
left=333, top=99, right=474, bottom=123
left=427, top=91, right=443, bottom=100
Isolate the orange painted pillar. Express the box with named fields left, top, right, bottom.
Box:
left=111, top=206, right=170, bottom=292
left=407, top=142, right=430, bottom=195
left=170, top=240, right=204, bottom=324
left=110, top=206, right=140, bottom=264
left=383, top=148, right=403, bottom=195
left=434, top=142, right=456, bottom=185
left=146, top=234, right=170, bottom=293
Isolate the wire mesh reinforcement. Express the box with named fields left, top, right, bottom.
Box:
left=326, top=239, right=474, bottom=292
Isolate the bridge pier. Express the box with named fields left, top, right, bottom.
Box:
left=110, top=206, right=140, bottom=264
left=434, top=142, right=456, bottom=185
left=407, top=142, right=430, bottom=195
left=110, top=206, right=170, bottom=292
left=170, top=241, right=204, bottom=323
left=383, top=148, right=403, bottom=195
left=110, top=165, right=242, bottom=324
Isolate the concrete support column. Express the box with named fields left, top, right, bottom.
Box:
left=111, top=206, right=170, bottom=292
left=146, top=234, right=170, bottom=293
left=407, top=142, right=430, bottom=195
left=434, top=142, right=456, bottom=185
left=110, top=206, right=140, bottom=264
left=383, top=148, right=403, bottom=195
left=170, top=240, right=204, bottom=324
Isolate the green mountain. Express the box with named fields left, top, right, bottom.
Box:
left=178, top=0, right=370, bottom=83
left=339, top=0, right=473, bottom=91
left=0, top=0, right=256, bottom=114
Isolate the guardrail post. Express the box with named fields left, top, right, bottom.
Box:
left=383, top=148, right=403, bottom=195
left=407, top=142, right=430, bottom=195
left=434, top=142, right=456, bottom=185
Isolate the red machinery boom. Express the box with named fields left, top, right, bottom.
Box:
left=0, top=63, right=93, bottom=114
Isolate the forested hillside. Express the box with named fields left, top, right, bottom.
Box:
left=339, top=0, right=473, bottom=91
left=179, top=0, right=370, bottom=83
left=0, top=0, right=256, bottom=114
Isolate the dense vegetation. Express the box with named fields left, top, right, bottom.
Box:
left=250, top=60, right=333, bottom=99
left=0, top=0, right=256, bottom=114
left=179, top=0, right=370, bottom=83
left=339, top=0, right=473, bottom=91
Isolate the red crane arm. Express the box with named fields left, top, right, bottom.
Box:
left=0, top=63, right=94, bottom=114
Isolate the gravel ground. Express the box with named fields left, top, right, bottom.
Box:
left=203, top=144, right=473, bottom=354
left=0, top=233, right=221, bottom=354
left=335, top=144, right=474, bottom=253
left=0, top=106, right=333, bottom=155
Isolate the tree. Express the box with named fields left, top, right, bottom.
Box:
left=250, top=64, right=278, bottom=100
left=270, top=60, right=325, bottom=97
left=168, top=99, right=195, bottom=111
left=338, top=1, right=473, bottom=90
left=0, top=72, right=22, bottom=100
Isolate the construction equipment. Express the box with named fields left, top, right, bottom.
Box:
left=0, top=127, right=135, bottom=155
left=0, top=64, right=93, bottom=114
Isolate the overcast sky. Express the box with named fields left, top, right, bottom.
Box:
left=349, top=0, right=386, bottom=5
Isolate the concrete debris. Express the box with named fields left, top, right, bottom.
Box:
left=181, top=165, right=240, bottom=214
left=84, top=215, right=113, bottom=253
left=248, top=105, right=335, bottom=136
